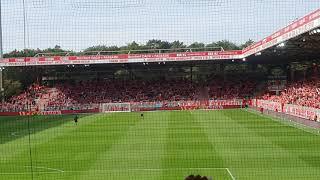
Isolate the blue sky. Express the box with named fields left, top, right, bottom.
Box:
left=1, top=0, right=320, bottom=52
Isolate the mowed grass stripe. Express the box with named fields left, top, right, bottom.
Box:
left=76, top=112, right=169, bottom=180
left=0, top=115, right=87, bottom=176
left=0, top=115, right=86, bottom=172
left=0, top=113, right=138, bottom=180
left=34, top=113, right=140, bottom=180
left=222, top=109, right=320, bottom=179
left=161, top=111, right=229, bottom=180
left=0, top=115, right=76, bottom=144
left=1, top=110, right=320, bottom=180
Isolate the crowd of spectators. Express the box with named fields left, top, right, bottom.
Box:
left=1, top=77, right=319, bottom=112
left=207, top=78, right=256, bottom=99
left=262, top=78, right=320, bottom=109
left=0, top=78, right=257, bottom=112
left=0, top=84, right=46, bottom=112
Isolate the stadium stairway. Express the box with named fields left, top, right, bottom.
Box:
left=196, top=86, right=209, bottom=100
left=37, top=88, right=60, bottom=111
left=254, top=81, right=267, bottom=97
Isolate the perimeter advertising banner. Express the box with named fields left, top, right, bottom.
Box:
left=256, top=99, right=282, bottom=112
left=0, top=51, right=243, bottom=67
left=283, top=104, right=320, bottom=121
left=254, top=99, right=320, bottom=121
left=131, top=99, right=243, bottom=111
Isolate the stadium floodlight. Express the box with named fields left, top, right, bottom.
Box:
left=277, top=42, right=285, bottom=48
left=255, top=52, right=262, bottom=56
left=309, top=28, right=320, bottom=35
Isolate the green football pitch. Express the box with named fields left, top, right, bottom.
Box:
left=0, top=109, right=320, bottom=180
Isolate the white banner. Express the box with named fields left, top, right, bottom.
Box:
left=256, top=99, right=282, bottom=112
left=254, top=99, right=320, bottom=121
left=284, top=104, right=320, bottom=121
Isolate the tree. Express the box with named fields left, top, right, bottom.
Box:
left=215, top=40, right=241, bottom=50
left=3, top=39, right=249, bottom=58
left=84, top=45, right=121, bottom=54
left=4, top=67, right=39, bottom=89
left=188, top=42, right=205, bottom=51
left=127, top=41, right=140, bottom=50
left=240, top=39, right=255, bottom=49
left=0, top=79, right=22, bottom=101
left=170, top=41, right=187, bottom=51
left=4, top=45, right=68, bottom=58
left=146, top=39, right=171, bottom=49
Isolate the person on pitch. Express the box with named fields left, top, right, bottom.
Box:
left=74, top=115, right=79, bottom=125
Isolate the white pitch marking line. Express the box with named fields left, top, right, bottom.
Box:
left=0, top=171, right=62, bottom=175
left=24, top=166, right=65, bottom=173
left=56, top=167, right=227, bottom=173
left=226, top=168, right=236, bottom=180
left=245, top=109, right=320, bottom=136
left=0, top=167, right=236, bottom=179
left=126, top=167, right=228, bottom=171
left=10, top=132, right=18, bottom=137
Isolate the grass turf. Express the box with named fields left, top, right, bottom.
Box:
left=0, top=109, right=320, bottom=179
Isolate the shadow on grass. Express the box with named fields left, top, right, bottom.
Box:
left=0, top=114, right=92, bottom=145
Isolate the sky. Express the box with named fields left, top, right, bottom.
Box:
left=1, top=0, right=320, bottom=52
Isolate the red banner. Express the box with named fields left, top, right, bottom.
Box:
left=0, top=108, right=99, bottom=116
left=0, top=112, right=21, bottom=116
left=0, top=50, right=242, bottom=67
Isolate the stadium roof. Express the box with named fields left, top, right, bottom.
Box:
left=246, top=28, right=320, bottom=63
left=0, top=8, right=319, bottom=67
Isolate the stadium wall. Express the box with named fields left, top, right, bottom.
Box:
left=129, top=99, right=243, bottom=112
left=2, top=99, right=319, bottom=122
left=252, top=99, right=320, bottom=122
left=0, top=108, right=99, bottom=116
left=0, top=100, right=243, bottom=116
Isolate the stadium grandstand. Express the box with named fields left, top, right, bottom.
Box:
left=0, top=1, right=320, bottom=180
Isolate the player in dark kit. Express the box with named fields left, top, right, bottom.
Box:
left=140, top=113, right=144, bottom=119
left=74, top=115, right=79, bottom=125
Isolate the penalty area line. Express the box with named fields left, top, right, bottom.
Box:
left=0, top=167, right=236, bottom=179
left=60, top=167, right=229, bottom=172
left=226, top=168, right=236, bottom=180
left=0, top=171, right=62, bottom=175
left=244, top=109, right=320, bottom=136
left=0, top=166, right=65, bottom=175
left=24, top=166, right=65, bottom=173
